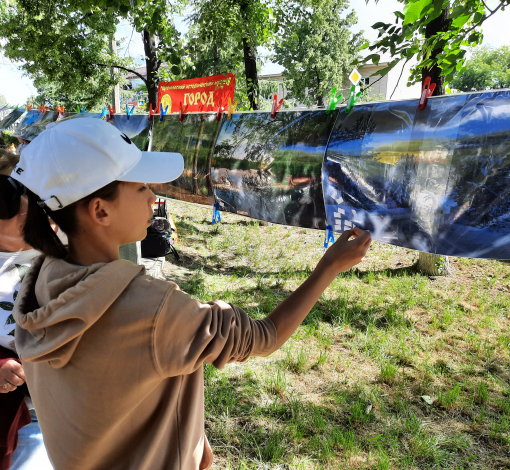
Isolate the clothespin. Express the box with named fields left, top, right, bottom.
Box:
left=80, top=106, right=86, bottom=113
left=270, top=94, right=284, bottom=119
left=108, top=105, right=115, bottom=120
left=227, top=97, right=237, bottom=120
left=215, top=99, right=224, bottom=121
left=57, top=105, right=65, bottom=117
left=178, top=102, right=187, bottom=122
left=326, top=88, right=342, bottom=114
left=26, top=104, right=33, bottom=112
left=100, top=106, right=107, bottom=119
left=37, top=104, right=48, bottom=113
left=160, top=103, right=169, bottom=122
left=345, top=85, right=362, bottom=114
left=418, top=76, right=436, bottom=110
left=324, top=225, right=335, bottom=248
left=212, top=203, right=221, bottom=224
left=126, top=104, right=135, bottom=120
left=148, top=103, right=156, bottom=121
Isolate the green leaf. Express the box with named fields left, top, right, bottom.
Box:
left=170, top=54, right=180, bottom=65
left=365, top=54, right=381, bottom=65
left=171, top=65, right=180, bottom=75
left=403, top=0, right=432, bottom=25
left=5, top=314, right=15, bottom=325
left=372, top=22, right=390, bottom=30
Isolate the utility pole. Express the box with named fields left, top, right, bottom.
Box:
left=109, top=36, right=121, bottom=110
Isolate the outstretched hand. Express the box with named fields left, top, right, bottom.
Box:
left=268, top=226, right=371, bottom=350
left=0, top=359, right=26, bottom=393
left=319, top=227, right=372, bottom=275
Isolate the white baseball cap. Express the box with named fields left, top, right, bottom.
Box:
left=10, top=118, right=183, bottom=210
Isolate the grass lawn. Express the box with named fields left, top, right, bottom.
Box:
left=161, top=198, right=510, bottom=470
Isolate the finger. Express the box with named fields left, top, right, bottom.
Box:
left=352, top=230, right=371, bottom=245
left=338, top=228, right=356, bottom=242
left=0, top=382, right=17, bottom=393
left=5, top=371, right=25, bottom=387
left=9, top=362, right=26, bottom=382
left=363, top=236, right=373, bottom=248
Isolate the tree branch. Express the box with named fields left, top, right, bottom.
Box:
left=390, top=59, right=409, bottom=99
left=480, top=0, right=494, bottom=13
left=95, top=63, right=147, bottom=86
left=459, top=0, right=506, bottom=37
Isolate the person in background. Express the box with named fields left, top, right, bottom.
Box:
left=15, top=139, right=29, bottom=156
left=0, top=148, right=53, bottom=470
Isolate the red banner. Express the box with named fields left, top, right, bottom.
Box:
left=158, top=73, right=235, bottom=113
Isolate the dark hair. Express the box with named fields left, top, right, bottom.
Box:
left=0, top=175, right=22, bottom=220
left=23, top=181, right=122, bottom=259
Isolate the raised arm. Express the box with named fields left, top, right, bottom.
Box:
left=268, top=227, right=371, bottom=350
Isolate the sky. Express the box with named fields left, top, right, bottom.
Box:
left=1, top=0, right=510, bottom=104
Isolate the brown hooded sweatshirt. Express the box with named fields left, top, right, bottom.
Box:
left=13, top=255, right=277, bottom=470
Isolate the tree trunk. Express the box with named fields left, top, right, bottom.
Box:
left=207, top=118, right=223, bottom=198
left=417, top=6, right=451, bottom=276
left=109, top=37, right=120, bottom=110
left=242, top=37, right=260, bottom=110
left=417, top=252, right=450, bottom=276
left=143, top=30, right=159, bottom=109
left=315, top=66, right=324, bottom=107
left=422, top=6, right=449, bottom=95
left=193, top=115, right=205, bottom=195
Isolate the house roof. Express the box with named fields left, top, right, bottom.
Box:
left=125, top=66, right=147, bottom=80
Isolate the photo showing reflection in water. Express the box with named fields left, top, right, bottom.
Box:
left=212, top=110, right=337, bottom=229
left=12, top=110, right=41, bottom=137
left=149, top=114, right=222, bottom=205
left=109, top=115, right=151, bottom=151
left=21, top=111, right=59, bottom=141
left=323, top=91, right=510, bottom=259
left=0, top=108, right=24, bottom=131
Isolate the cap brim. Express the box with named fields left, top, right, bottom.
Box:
left=118, top=151, right=184, bottom=184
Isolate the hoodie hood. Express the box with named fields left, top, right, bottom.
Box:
left=13, top=255, right=144, bottom=368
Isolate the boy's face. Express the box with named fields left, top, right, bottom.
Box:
left=108, top=182, right=157, bottom=245
left=78, top=181, right=157, bottom=247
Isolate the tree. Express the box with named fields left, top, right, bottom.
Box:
left=361, top=0, right=510, bottom=90
left=0, top=0, right=126, bottom=109
left=363, top=0, right=461, bottom=274
left=450, top=46, right=510, bottom=91
left=272, top=0, right=363, bottom=107
left=182, top=28, right=280, bottom=109
left=188, top=0, right=284, bottom=110
left=0, top=0, right=183, bottom=109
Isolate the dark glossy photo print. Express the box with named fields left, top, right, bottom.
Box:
left=0, top=108, right=25, bottom=131
left=109, top=114, right=151, bottom=151
left=21, top=111, right=59, bottom=140
left=438, top=91, right=510, bottom=259
left=11, top=109, right=41, bottom=137
left=149, top=113, right=222, bottom=205
left=212, top=110, right=337, bottom=229
left=323, top=91, right=510, bottom=259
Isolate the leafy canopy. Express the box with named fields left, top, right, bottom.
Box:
left=0, top=0, right=130, bottom=108
left=272, top=0, right=363, bottom=107
left=450, top=45, right=510, bottom=91
left=361, top=0, right=510, bottom=86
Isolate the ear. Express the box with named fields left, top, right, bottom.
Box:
left=85, top=197, right=112, bottom=227
left=19, top=194, right=29, bottom=217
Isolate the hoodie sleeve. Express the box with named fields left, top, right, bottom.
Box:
left=152, top=284, right=277, bottom=377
